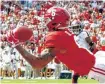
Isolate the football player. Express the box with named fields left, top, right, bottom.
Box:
left=4, top=7, right=105, bottom=83
left=70, top=21, right=96, bottom=83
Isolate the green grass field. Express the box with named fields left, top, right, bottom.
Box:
left=1, top=78, right=98, bottom=84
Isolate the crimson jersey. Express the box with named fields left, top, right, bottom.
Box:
left=45, top=29, right=95, bottom=76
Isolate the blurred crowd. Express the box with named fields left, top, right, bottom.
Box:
left=1, top=0, right=105, bottom=79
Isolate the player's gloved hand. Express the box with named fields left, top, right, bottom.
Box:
left=6, top=26, right=33, bottom=47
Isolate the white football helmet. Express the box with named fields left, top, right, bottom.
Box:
left=70, top=20, right=83, bottom=35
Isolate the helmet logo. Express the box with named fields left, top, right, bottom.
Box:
left=51, top=9, right=56, bottom=19
left=51, top=9, right=56, bottom=16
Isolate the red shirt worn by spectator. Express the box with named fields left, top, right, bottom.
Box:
left=101, top=46, right=105, bottom=51
left=91, top=35, right=98, bottom=44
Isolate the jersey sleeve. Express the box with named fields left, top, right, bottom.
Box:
left=82, top=31, right=89, bottom=38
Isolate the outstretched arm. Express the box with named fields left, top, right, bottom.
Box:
left=4, top=26, right=55, bottom=69
left=16, top=45, right=55, bottom=69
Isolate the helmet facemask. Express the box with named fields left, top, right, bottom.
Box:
left=70, top=25, right=82, bottom=35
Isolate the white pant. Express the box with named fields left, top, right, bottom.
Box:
left=2, top=62, right=11, bottom=71
left=54, top=64, right=61, bottom=78
left=88, top=51, right=105, bottom=83
left=32, top=68, right=41, bottom=78
left=11, top=63, right=18, bottom=79
left=25, top=65, right=32, bottom=79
